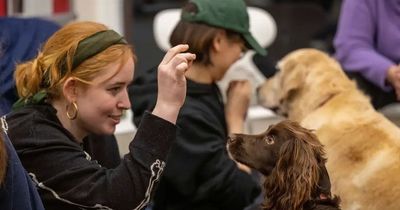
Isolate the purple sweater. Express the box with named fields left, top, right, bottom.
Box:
left=334, top=0, right=400, bottom=91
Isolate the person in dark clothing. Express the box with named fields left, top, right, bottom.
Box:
left=129, top=0, right=265, bottom=209
left=0, top=120, right=45, bottom=210
left=0, top=17, right=121, bottom=169
left=5, top=21, right=195, bottom=210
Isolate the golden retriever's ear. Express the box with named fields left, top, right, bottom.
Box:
left=279, top=63, right=307, bottom=103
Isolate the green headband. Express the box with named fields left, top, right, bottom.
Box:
left=13, top=30, right=128, bottom=110
left=52, top=29, right=128, bottom=83
left=70, top=29, right=127, bottom=71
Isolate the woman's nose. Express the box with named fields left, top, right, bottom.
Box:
left=118, top=89, right=131, bottom=109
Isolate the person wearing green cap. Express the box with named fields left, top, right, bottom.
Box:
left=129, top=0, right=265, bottom=209
left=4, top=21, right=196, bottom=210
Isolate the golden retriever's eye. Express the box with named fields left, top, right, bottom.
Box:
left=264, top=136, right=275, bottom=145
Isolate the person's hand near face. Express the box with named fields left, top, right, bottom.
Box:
left=153, top=44, right=196, bottom=124
left=225, top=80, right=252, bottom=134
left=386, top=64, right=400, bottom=100
left=225, top=80, right=252, bottom=174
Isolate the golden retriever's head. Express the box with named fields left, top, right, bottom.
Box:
left=257, top=48, right=353, bottom=121
left=227, top=120, right=340, bottom=210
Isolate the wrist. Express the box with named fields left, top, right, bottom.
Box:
left=386, top=65, right=398, bottom=85
left=227, top=119, right=244, bottom=134
left=152, top=102, right=181, bottom=124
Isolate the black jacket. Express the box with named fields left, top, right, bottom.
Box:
left=6, top=103, right=176, bottom=210
left=129, top=67, right=261, bottom=210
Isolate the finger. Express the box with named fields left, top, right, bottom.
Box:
left=169, top=53, right=196, bottom=70
left=176, top=62, right=189, bottom=75
left=229, top=80, right=239, bottom=87
left=227, top=82, right=236, bottom=92
left=395, top=86, right=400, bottom=100
left=187, top=55, right=195, bottom=69
left=396, top=90, right=400, bottom=101
left=179, top=53, right=196, bottom=63
left=243, top=81, right=252, bottom=89
left=160, top=44, right=189, bottom=65
left=236, top=81, right=246, bottom=88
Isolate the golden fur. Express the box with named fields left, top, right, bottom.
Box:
left=258, top=48, right=400, bottom=210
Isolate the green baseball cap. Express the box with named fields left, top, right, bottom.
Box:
left=182, top=0, right=267, bottom=56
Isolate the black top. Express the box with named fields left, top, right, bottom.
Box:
left=129, top=67, right=261, bottom=210
left=6, top=103, right=176, bottom=210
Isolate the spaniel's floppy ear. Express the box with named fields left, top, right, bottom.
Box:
left=263, top=135, right=322, bottom=210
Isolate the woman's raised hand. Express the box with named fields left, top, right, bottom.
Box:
left=152, top=44, right=196, bottom=124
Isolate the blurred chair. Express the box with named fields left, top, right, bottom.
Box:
left=5, top=0, right=75, bottom=25
left=262, top=2, right=328, bottom=65
left=153, top=7, right=283, bottom=134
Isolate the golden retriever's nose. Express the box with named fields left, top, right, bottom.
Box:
left=256, top=86, right=261, bottom=95
left=270, top=106, right=279, bottom=113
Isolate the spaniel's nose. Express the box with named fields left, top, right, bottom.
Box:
left=228, top=135, right=237, bottom=143
left=227, top=135, right=236, bottom=143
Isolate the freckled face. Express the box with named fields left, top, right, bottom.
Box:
left=75, top=57, right=134, bottom=135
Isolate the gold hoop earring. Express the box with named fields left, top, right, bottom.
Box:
left=66, top=102, right=78, bottom=120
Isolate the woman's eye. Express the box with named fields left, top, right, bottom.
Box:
left=108, top=86, right=121, bottom=94
left=264, top=136, right=275, bottom=145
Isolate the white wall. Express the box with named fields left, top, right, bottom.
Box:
left=73, top=0, right=124, bottom=35
left=14, top=0, right=124, bottom=34
left=22, top=0, right=53, bottom=16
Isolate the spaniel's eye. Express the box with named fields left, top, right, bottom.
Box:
left=264, top=136, right=275, bottom=145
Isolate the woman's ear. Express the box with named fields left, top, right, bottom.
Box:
left=63, top=77, right=78, bottom=102
left=212, top=30, right=226, bottom=52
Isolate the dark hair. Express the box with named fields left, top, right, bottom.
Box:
left=170, top=2, right=243, bottom=66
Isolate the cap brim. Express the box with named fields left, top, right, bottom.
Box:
left=243, top=33, right=267, bottom=56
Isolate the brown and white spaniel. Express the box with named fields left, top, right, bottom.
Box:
left=228, top=120, right=340, bottom=210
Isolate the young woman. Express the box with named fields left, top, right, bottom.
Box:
left=0, top=17, right=121, bottom=169
left=5, top=21, right=195, bottom=210
left=129, top=0, right=266, bottom=209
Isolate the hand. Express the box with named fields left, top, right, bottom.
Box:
left=225, top=80, right=252, bottom=133
left=152, top=44, right=196, bottom=124
left=236, top=162, right=252, bottom=174
left=386, top=65, right=400, bottom=100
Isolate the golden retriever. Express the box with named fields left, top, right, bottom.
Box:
left=257, top=48, right=400, bottom=210
left=228, top=120, right=341, bottom=210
